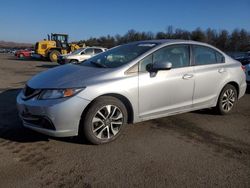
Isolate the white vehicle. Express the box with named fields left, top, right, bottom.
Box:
left=57, top=47, right=107, bottom=64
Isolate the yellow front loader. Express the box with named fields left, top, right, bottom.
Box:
left=35, top=33, right=84, bottom=62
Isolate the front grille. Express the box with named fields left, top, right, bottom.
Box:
left=22, top=85, right=41, bottom=100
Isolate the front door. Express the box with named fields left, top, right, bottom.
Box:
left=138, top=44, right=194, bottom=120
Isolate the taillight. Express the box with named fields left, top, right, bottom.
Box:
left=241, top=65, right=246, bottom=72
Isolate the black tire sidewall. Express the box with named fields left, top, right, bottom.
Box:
left=70, top=59, right=78, bottom=64
left=82, top=96, right=128, bottom=144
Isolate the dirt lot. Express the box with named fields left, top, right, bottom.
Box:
left=0, top=53, right=250, bottom=188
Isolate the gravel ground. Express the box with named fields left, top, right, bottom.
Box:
left=0, top=54, right=250, bottom=188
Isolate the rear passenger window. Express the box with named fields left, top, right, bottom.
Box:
left=193, top=45, right=224, bottom=65
left=94, top=48, right=103, bottom=54
left=215, top=51, right=225, bottom=63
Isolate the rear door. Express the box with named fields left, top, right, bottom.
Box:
left=192, top=45, right=227, bottom=108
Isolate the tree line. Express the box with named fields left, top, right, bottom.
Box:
left=79, top=26, right=250, bottom=52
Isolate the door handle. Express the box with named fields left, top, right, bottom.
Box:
left=182, top=74, right=193, bottom=80
left=218, top=68, right=226, bottom=73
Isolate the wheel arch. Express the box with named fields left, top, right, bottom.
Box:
left=226, top=81, right=239, bottom=97
left=216, top=81, right=240, bottom=105
left=100, top=93, right=134, bottom=124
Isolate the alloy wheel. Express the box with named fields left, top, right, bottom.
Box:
left=92, top=105, right=124, bottom=139
left=221, top=88, right=236, bottom=112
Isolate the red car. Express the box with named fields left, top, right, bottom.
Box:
left=15, top=49, right=34, bottom=58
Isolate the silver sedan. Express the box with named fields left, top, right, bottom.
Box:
left=17, top=40, right=247, bottom=144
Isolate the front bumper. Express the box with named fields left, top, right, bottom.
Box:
left=16, top=91, right=90, bottom=137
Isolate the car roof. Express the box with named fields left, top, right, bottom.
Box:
left=128, top=39, right=225, bottom=54
left=130, top=39, right=209, bottom=46
left=85, top=46, right=106, bottom=48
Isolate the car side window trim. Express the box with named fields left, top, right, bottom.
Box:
left=125, top=63, right=139, bottom=75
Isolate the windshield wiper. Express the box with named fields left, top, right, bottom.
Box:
left=90, top=61, right=108, bottom=68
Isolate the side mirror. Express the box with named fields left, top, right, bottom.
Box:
left=146, top=62, right=172, bottom=72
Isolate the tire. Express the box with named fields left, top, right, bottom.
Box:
left=82, top=96, right=128, bottom=145
left=215, top=84, right=238, bottom=115
left=49, top=50, right=61, bottom=62
left=70, top=59, right=79, bottom=64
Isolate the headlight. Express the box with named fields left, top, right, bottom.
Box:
left=38, top=88, right=84, bottom=100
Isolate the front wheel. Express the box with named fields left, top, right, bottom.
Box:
left=49, top=50, right=61, bottom=62
left=82, top=96, right=128, bottom=144
left=216, top=84, right=238, bottom=115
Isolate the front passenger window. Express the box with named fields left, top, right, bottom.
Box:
left=153, top=45, right=190, bottom=69
left=139, top=45, right=190, bottom=72
left=84, top=48, right=94, bottom=55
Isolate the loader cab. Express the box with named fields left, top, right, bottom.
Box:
left=50, top=33, right=69, bottom=49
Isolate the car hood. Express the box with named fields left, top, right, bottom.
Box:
left=27, top=64, right=111, bottom=89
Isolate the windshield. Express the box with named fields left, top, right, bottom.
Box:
left=79, top=42, right=158, bottom=68
left=71, top=48, right=85, bottom=55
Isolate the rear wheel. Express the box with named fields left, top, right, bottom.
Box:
left=216, top=84, right=237, bottom=115
left=82, top=96, right=128, bottom=144
left=49, top=50, right=61, bottom=62
left=70, top=59, right=79, bottom=64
